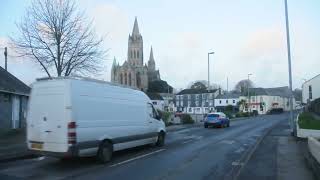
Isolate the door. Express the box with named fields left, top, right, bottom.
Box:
left=12, top=95, right=20, bottom=129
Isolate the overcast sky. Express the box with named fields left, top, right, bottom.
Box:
left=0, top=0, right=320, bottom=90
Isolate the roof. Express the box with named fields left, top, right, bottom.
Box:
left=216, top=92, right=241, bottom=99
left=242, top=86, right=291, bottom=97
left=264, top=86, right=291, bottom=97
left=176, top=88, right=218, bottom=95
left=0, top=66, right=30, bottom=96
left=302, top=73, right=320, bottom=85
left=146, top=92, right=164, bottom=100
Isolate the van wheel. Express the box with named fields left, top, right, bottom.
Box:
left=156, top=132, right=165, bottom=147
left=97, top=141, right=113, bottom=163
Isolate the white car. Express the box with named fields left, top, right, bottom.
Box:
left=27, top=77, right=166, bottom=163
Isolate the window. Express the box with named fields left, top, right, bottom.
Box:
left=309, top=85, right=313, bottom=100
left=219, top=100, right=222, bottom=104
left=188, top=108, right=192, bottom=112
left=148, top=103, right=159, bottom=120
left=233, top=100, right=235, bottom=104
left=137, top=50, right=139, bottom=58
left=3, top=94, right=10, bottom=102
left=195, top=101, right=199, bottom=106
left=152, top=101, right=157, bottom=105
left=226, top=100, right=228, bottom=104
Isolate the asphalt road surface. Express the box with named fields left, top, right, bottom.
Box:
left=0, top=114, right=289, bottom=180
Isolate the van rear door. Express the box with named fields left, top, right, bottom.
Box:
left=27, top=81, right=70, bottom=152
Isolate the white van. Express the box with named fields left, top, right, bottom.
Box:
left=27, top=77, right=166, bottom=163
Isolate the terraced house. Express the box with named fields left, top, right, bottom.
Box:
left=239, top=86, right=296, bottom=114
left=175, top=88, right=220, bottom=114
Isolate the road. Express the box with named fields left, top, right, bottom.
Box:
left=0, top=114, right=288, bottom=180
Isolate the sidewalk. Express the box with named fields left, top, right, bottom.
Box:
left=0, top=129, right=34, bottom=162
left=238, top=119, right=315, bottom=180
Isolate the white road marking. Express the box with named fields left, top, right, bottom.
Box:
left=232, top=161, right=244, bottom=166
left=109, top=149, right=166, bottom=167
left=235, top=147, right=245, bottom=153
left=182, top=140, right=193, bottom=144
left=220, top=140, right=235, bottom=145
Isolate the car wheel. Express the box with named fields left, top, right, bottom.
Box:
left=97, top=141, right=113, bottom=163
left=156, top=132, right=165, bottom=147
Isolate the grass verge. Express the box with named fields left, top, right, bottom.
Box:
left=298, top=112, right=320, bottom=130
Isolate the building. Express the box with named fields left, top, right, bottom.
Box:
left=0, top=67, right=30, bottom=129
left=146, top=92, right=165, bottom=111
left=175, top=88, right=219, bottom=114
left=302, top=74, right=320, bottom=104
left=111, top=17, right=161, bottom=91
left=239, top=86, right=295, bottom=114
left=214, top=92, right=241, bottom=112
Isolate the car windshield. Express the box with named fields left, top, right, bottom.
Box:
left=207, top=114, right=219, bottom=118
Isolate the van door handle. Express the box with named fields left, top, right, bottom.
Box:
left=45, top=130, right=52, bottom=133
left=149, top=121, right=153, bottom=123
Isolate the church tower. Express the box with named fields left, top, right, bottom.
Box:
left=127, top=17, right=143, bottom=67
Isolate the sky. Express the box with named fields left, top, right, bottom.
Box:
left=0, top=0, right=320, bottom=90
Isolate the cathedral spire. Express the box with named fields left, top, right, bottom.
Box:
left=112, top=56, right=117, bottom=67
left=132, top=17, right=140, bottom=36
left=149, top=46, right=154, bottom=62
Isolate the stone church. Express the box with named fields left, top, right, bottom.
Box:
left=111, top=17, right=161, bottom=91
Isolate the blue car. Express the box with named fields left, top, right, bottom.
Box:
left=204, top=112, right=230, bottom=128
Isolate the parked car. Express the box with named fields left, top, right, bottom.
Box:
left=204, top=112, right=230, bottom=128
left=27, top=77, right=166, bottom=163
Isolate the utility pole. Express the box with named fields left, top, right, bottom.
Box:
left=207, top=52, right=214, bottom=89
left=4, top=47, right=7, bottom=71
left=284, top=0, right=294, bottom=133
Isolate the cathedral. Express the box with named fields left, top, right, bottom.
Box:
left=111, top=17, right=161, bottom=91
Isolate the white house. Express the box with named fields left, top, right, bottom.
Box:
left=175, top=88, right=220, bottom=114
left=302, top=74, right=320, bottom=104
left=239, top=87, right=296, bottom=114
left=214, top=93, right=241, bottom=112
left=146, top=92, right=165, bottom=111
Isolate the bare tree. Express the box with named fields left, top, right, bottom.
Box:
left=234, top=79, right=254, bottom=93
left=11, top=0, right=106, bottom=77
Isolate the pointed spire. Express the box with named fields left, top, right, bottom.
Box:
left=132, top=17, right=140, bottom=36
left=112, top=56, right=117, bottom=67
left=149, top=46, right=154, bottom=61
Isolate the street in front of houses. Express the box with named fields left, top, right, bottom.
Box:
left=0, top=114, right=313, bottom=180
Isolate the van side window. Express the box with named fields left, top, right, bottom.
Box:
left=147, top=104, right=154, bottom=118
left=148, top=103, right=159, bottom=119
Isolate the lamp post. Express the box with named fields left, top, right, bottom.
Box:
left=247, top=73, right=252, bottom=113
left=208, top=52, right=214, bottom=89
left=284, top=0, right=294, bottom=133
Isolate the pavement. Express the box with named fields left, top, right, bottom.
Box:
left=0, top=129, right=34, bottom=163
left=0, top=113, right=314, bottom=180
left=238, top=116, right=315, bottom=180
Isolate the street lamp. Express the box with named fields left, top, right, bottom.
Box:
left=208, top=52, right=214, bottom=89
left=247, top=73, right=252, bottom=113
left=284, top=0, right=294, bottom=133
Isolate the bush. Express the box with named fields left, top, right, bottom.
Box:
left=181, top=114, right=194, bottom=124
left=224, top=111, right=233, bottom=119
left=158, top=110, right=173, bottom=126
left=235, top=112, right=250, bottom=118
